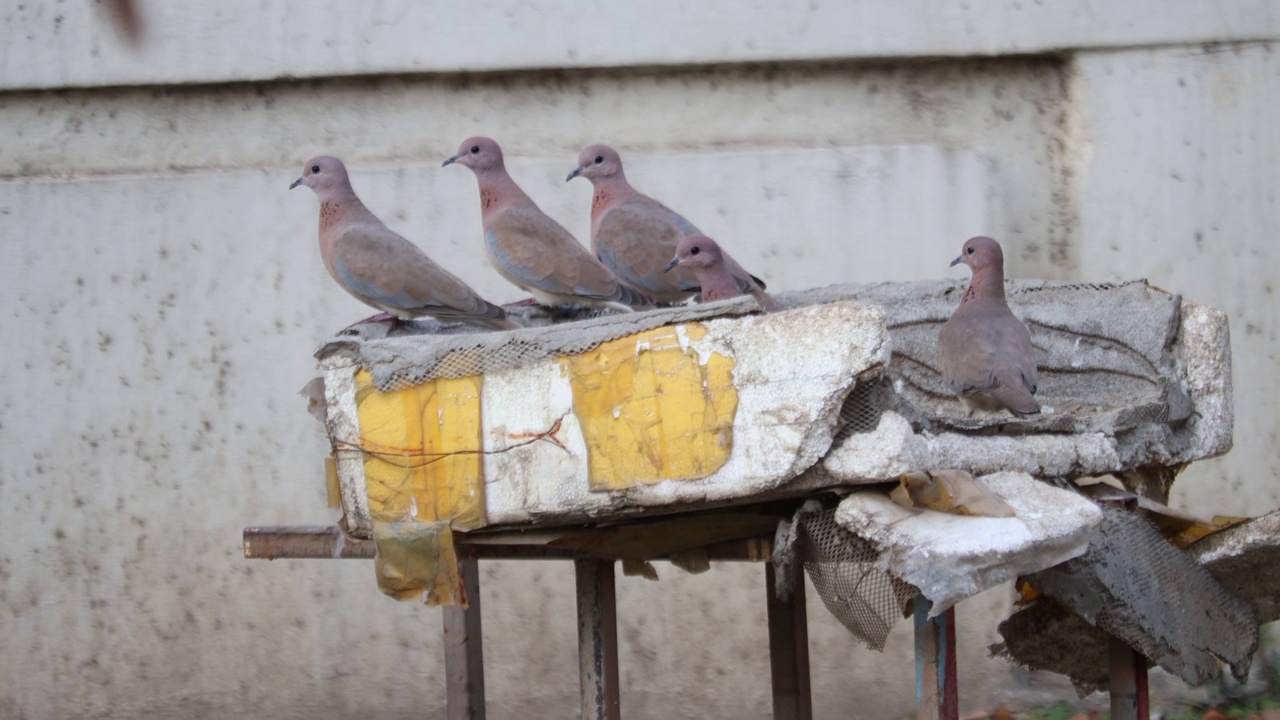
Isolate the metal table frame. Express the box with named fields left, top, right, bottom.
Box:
left=244, top=524, right=1150, bottom=720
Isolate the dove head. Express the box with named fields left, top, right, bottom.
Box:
left=567, top=144, right=624, bottom=183
left=443, top=137, right=505, bottom=174
left=951, top=236, right=1005, bottom=275
left=291, top=156, right=351, bottom=195
left=665, top=235, right=724, bottom=273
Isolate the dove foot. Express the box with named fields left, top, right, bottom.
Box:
left=342, top=312, right=397, bottom=329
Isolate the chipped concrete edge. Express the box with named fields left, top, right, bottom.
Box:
left=320, top=355, right=372, bottom=538
left=821, top=298, right=1233, bottom=483
left=833, top=472, right=1103, bottom=615
left=1187, top=510, right=1280, bottom=566
left=1177, top=299, right=1234, bottom=462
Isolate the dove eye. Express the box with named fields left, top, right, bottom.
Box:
left=690, top=246, right=701, bottom=255
left=594, top=155, right=604, bottom=164
left=470, top=145, right=480, bottom=154
left=967, top=246, right=975, bottom=254
left=311, top=165, right=320, bottom=173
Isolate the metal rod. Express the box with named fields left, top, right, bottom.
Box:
left=1108, top=636, right=1150, bottom=720
left=243, top=526, right=773, bottom=562
left=443, top=554, right=486, bottom=720
left=765, top=562, right=813, bottom=720
left=913, top=597, right=958, bottom=720
left=575, top=559, right=621, bottom=720
left=243, top=525, right=376, bottom=559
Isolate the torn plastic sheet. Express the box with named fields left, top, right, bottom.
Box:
left=834, top=472, right=1101, bottom=615
left=372, top=519, right=465, bottom=606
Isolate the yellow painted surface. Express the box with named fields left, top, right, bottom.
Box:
left=353, top=369, right=486, bottom=530
left=562, top=323, right=737, bottom=490
left=324, top=456, right=340, bottom=509
left=353, top=369, right=485, bottom=604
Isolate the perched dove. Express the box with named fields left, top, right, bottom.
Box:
left=664, top=235, right=776, bottom=310
left=567, top=144, right=773, bottom=307
left=290, top=156, right=516, bottom=331
left=443, top=138, right=653, bottom=312
left=937, top=236, right=1040, bottom=416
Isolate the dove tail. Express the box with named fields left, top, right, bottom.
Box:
left=473, top=302, right=519, bottom=331
left=616, top=284, right=656, bottom=310
left=991, top=383, right=1041, bottom=417
left=751, top=288, right=780, bottom=312
left=479, top=315, right=520, bottom=331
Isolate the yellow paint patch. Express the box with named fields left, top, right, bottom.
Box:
left=353, top=369, right=485, bottom=605
left=324, top=455, right=340, bottom=509
left=562, top=323, right=737, bottom=490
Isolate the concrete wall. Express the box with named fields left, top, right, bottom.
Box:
left=1, top=2, right=1277, bottom=718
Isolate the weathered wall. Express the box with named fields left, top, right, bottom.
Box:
left=3, top=2, right=1278, bottom=89
left=1, top=2, right=1277, bottom=718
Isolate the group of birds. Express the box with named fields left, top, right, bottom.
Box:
left=292, top=137, right=1039, bottom=417
left=290, top=137, right=774, bottom=334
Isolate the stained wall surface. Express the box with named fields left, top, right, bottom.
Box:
left=1, top=2, right=1277, bottom=718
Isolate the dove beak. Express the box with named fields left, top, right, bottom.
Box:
left=566, top=166, right=584, bottom=182
left=289, top=176, right=304, bottom=190
left=950, top=255, right=964, bottom=267
left=663, top=257, right=681, bottom=273
left=441, top=155, right=458, bottom=168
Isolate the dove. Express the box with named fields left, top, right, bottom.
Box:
left=290, top=156, right=516, bottom=331
left=937, top=236, right=1040, bottom=416
left=567, top=144, right=772, bottom=307
left=443, top=137, right=653, bottom=312
left=664, top=235, right=776, bottom=311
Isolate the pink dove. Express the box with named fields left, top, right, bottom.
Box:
left=567, top=144, right=772, bottom=307
left=443, top=137, right=653, bottom=312
left=291, top=156, right=516, bottom=331
left=664, top=235, right=776, bottom=311
left=937, top=236, right=1040, bottom=416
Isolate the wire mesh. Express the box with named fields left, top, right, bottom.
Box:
left=1002, top=505, right=1259, bottom=688
left=797, top=505, right=915, bottom=652
left=835, top=375, right=892, bottom=439
left=322, top=298, right=763, bottom=392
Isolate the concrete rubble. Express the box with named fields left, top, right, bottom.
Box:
left=833, top=472, right=1102, bottom=616
left=996, top=505, right=1259, bottom=691
left=318, top=279, right=1233, bottom=535
left=313, top=279, right=1273, bottom=692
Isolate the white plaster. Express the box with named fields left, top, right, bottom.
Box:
left=4, top=1, right=1279, bottom=90
left=835, top=472, right=1103, bottom=615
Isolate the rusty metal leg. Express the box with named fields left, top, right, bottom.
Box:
left=443, top=555, right=485, bottom=720
left=575, top=559, right=620, bottom=720
left=766, top=562, right=813, bottom=720
left=1109, top=636, right=1150, bottom=720
left=914, top=597, right=958, bottom=720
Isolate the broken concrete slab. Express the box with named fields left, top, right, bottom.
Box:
left=833, top=472, right=1102, bottom=615
left=994, top=505, right=1278, bottom=694
left=813, top=280, right=1232, bottom=484
left=1187, top=509, right=1280, bottom=623
left=314, top=280, right=1231, bottom=541
left=991, top=597, right=1114, bottom=697
left=1027, top=505, right=1258, bottom=687
left=320, top=298, right=888, bottom=536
